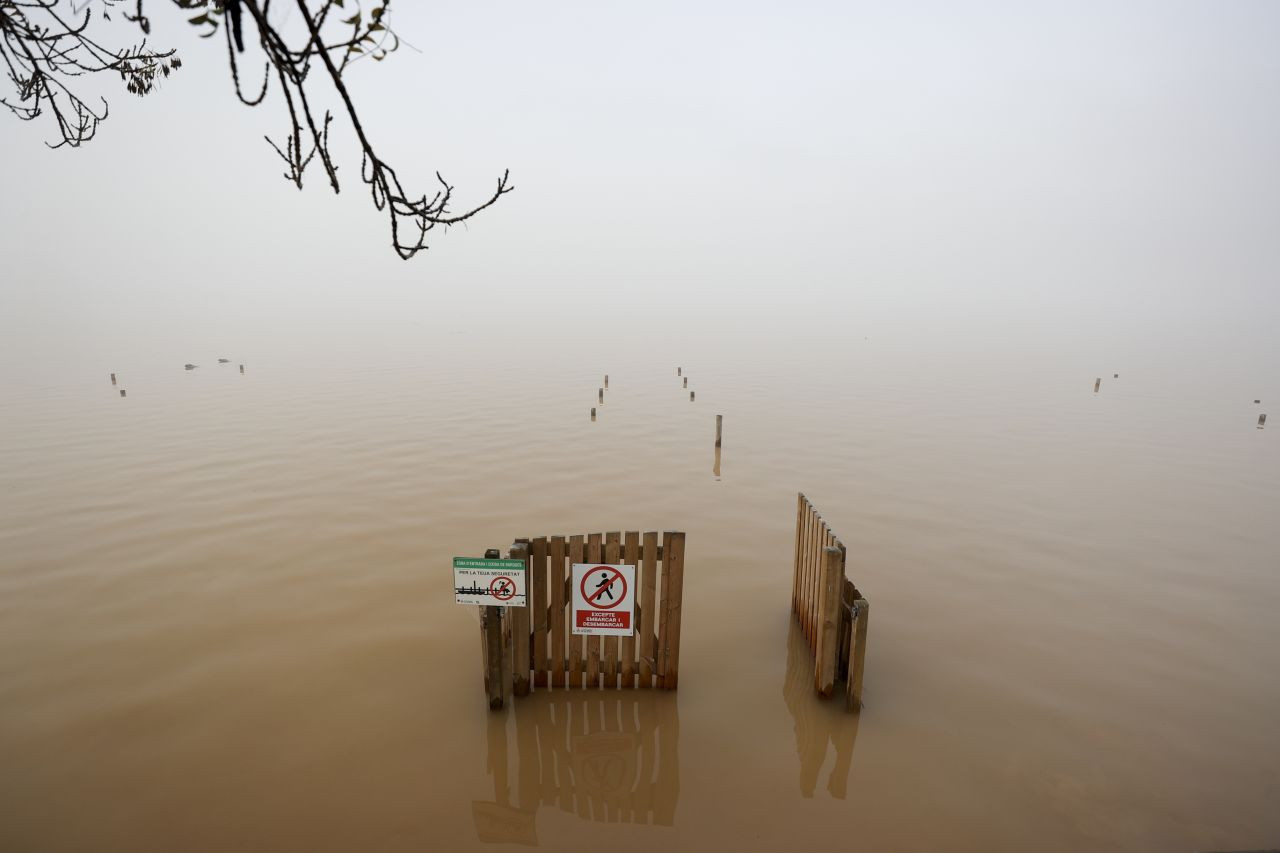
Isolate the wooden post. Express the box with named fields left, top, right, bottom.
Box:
left=639, top=532, right=659, bottom=687
left=621, top=531, right=641, bottom=688
left=682, top=377, right=687, bottom=388
left=530, top=537, right=549, bottom=688
left=1260, top=414, right=1268, bottom=427
left=1094, top=378, right=1101, bottom=392
left=847, top=599, right=869, bottom=711
left=715, top=415, right=722, bottom=448
left=604, top=532, right=622, bottom=688
left=483, top=606, right=504, bottom=710
left=509, top=541, right=531, bottom=697
left=659, top=531, right=686, bottom=689
left=690, top=391, right=695, bottom=401
left=591, top=408, right=596, bottom=420
left=239, top=364, right=245, bottom=374
left=119, top=389, right=127, bottom=398
left=568, top=535, right=586, bottom=688
left=586, top=533, right=603, bottom=687
left=599, top=387, right=604, bottom=404
left=604, top=374, right=609, bottom=389
left=815, top=547, right=843, bottom=696
left=110, top=373, right=117, bottom=385
left=550, top=536, right=567, bottom=688
left=677, top=367, right=681, bottom=376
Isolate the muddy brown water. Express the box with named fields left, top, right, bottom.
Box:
left=1, top=338, right=1277, bottom=852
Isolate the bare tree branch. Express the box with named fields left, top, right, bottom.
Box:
left=0, top=0, right=511, bottom=258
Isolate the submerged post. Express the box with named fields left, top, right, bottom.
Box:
left=1260, top=414, right=1268, bottom=428
left=110, top=373, right=117, bottom=385
left=604, top=374, right=609, bottom=389
left=119, top=389, right=126, bottom=398
left=599, top=387, right=604, bottom=404
left=591, top=407, right=597, bottom=421
left=690, top=391, right=695, bottom=401
left=683, top=377, right=688, bottom=388
left=715, top=414, right=723, bottom=448
left=481, top=547, right=505, bottom=710
left=1094, top=378, right=1101, bottom=392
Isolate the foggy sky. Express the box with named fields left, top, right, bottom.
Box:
left=2, top=1, right=1278, bottom=378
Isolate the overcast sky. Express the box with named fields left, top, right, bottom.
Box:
left=2, top=1, right=1278, bottom=376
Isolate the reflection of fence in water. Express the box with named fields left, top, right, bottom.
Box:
left=474, top=693, right=680, bottom=844
left=783, top=620, right=859, bottom=799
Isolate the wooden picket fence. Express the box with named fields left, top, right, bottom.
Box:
left=480, top=531, right=686, bottom=706
left=792, top=493, right=869, bottom=710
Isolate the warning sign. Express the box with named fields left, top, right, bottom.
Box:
left=454, top=557, right=527, bottom=607
left=571, top=563, right=635, bottom=636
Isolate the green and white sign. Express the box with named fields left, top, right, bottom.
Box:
left=454, top=557, right=527, bottom=607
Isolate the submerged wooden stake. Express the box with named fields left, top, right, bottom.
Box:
left=1094, top=378, right=1101, bottom=392
left=677, top=367, right=681, bottom=376
left=591, top=407, right=596, bottom=421
left=682, top=377, right=688, bottom=388
left=690, top=391, right=695, bottom=401
left=239, top=364, right=245, bottom=374
left=1260, top=414, right=1268, bottom=427
left=715, top=414, right=723, bottom=448
left=598, top=387, right=604, bottom=404
left=119, top=389, right=126, bottom=398
left=604, top=374, right=609, bottom=389
left=1113, top=373, right=1119, bottom=378
left=110, top=373, right=117, bottom=385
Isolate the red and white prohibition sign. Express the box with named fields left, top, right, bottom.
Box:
left=571, top=563, right=635, bottom=636
left=489, top=576, right=517, bottom=602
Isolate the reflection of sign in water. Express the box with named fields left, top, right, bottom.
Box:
left=454, top=557, right=527, bottom=607
left=571, top=732, right=638, bottom=794
left=472, top=801, right=537, bottom=846
left=571, top=563, right=635, bottom=635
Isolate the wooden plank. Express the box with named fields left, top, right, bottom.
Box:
left=568, top=535, right=585, bottom=688
left=586, top=533, right=603, bottom=687
left=660, top=531, right=686, bottom=689
left=815, top=546, right=843, bottom=696
left=807, top=507, right=822, bottom=647
left=530, top=537, right=549, bottom=688
left=509, top=542, right=531, bottom=697
left=603, top=531, right=621, bottom=688
left=639, top=531, right=658, bottom=688
left=848, top=598, right=870, bottom=711
left=792, top=493, right=804, bottom=616
left=549, top=536, right=567, bottom=688
left=621, top=531, right=640, bottom=688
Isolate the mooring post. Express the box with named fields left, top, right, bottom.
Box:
left=715, top=414, right=723, bottom=448
left=677, top=367, right=681, bottom=376
left=1260, top=414, right=1268, bottom=428
left=690, top=391, right=695, bottom=401
left=599, top=387, right=604, bottom=404
left=682, top=377, right=688, bottom=389
left=848, top=599, right=869, bottom=711
left=1094, top=378, right=1101, bottom=392
left=604, top=374, right=609, bottom=389
left=591, top=407, right=597, bottom=421
left=110, top=373, right=117, bottom=385
left=481, top=547, right=505, bottom=710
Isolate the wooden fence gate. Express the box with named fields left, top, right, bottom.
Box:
left=792, top=494, right=869, bottom=710
left=480, top=531, right=686, bottom=707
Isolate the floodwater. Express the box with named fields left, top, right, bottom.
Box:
left=1, top=333, right=1278, bottom=853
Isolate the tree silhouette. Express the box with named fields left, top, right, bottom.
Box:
left=0, top=1, right=512, bottom=258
